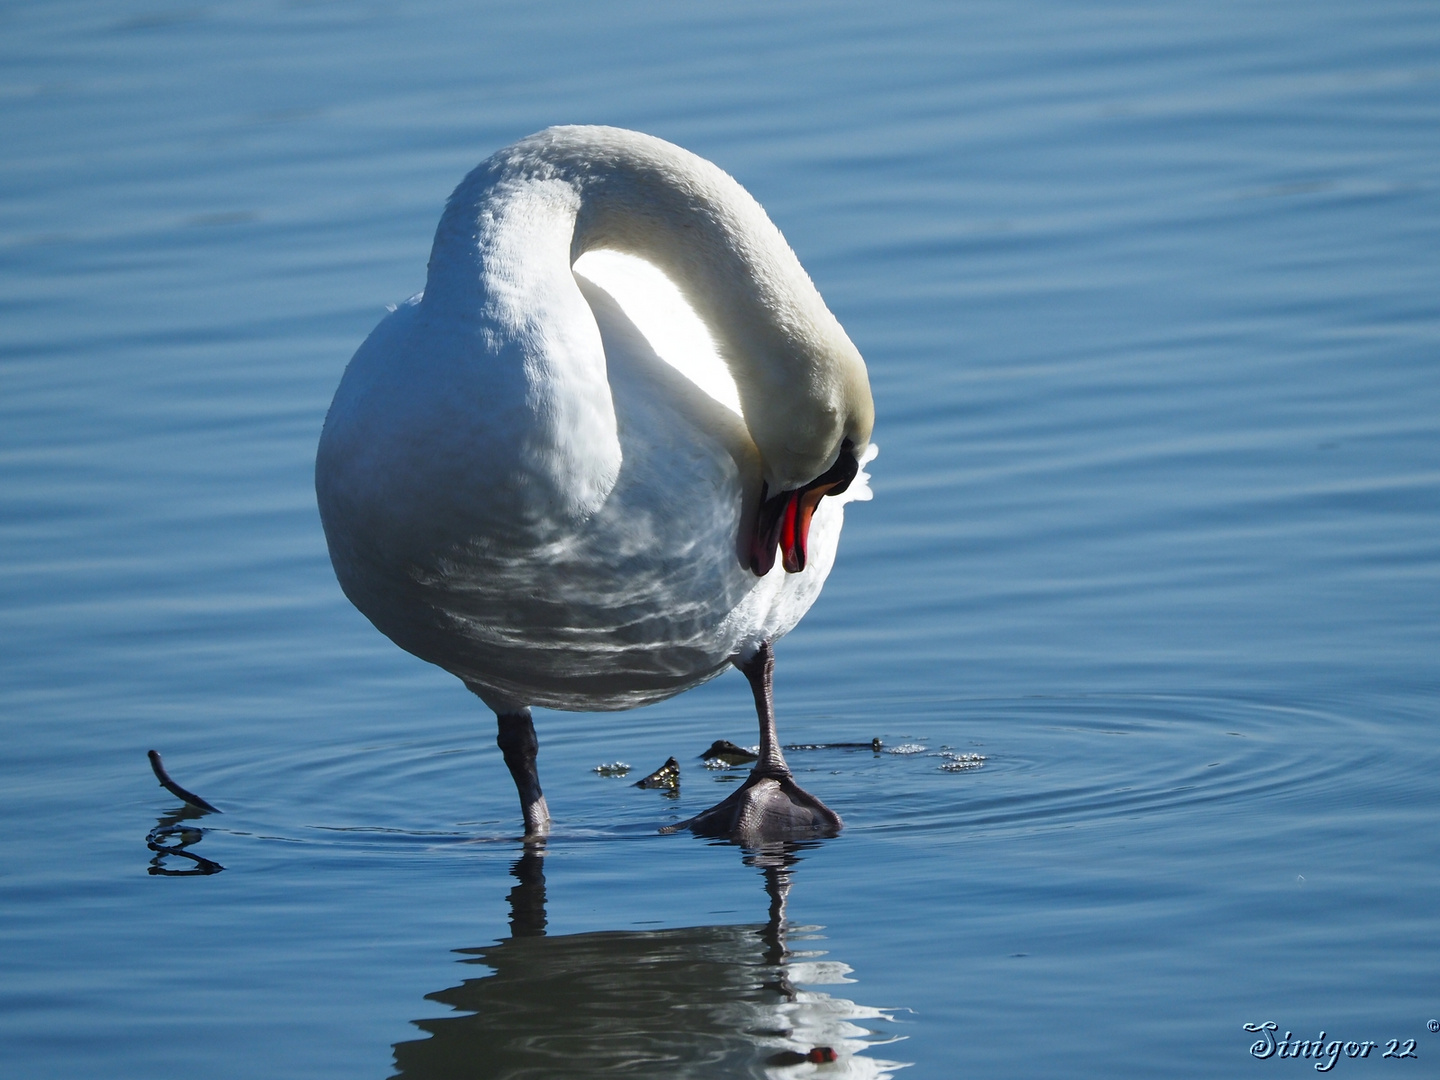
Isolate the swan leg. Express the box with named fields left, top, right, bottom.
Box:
left=495, top=708, right=551, bottom=838
left=674, top=641, right=842, bottom=843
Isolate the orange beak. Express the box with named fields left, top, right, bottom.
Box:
left=747, top=443, right=860, bottom=576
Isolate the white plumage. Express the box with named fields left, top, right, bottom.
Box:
left=317, top=126, right=874, bottom=839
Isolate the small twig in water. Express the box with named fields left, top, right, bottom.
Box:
left=784, top=737, right=884, bottom=752
left=147, top=750, right=221, bottom=813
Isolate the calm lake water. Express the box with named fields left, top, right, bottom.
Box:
left=2, top=1, right=1438, bottom=1077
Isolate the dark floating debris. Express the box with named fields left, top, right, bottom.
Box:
left=699, top=737, right=883, bottom=765
left=697, top=739, right=758, bottom=764
left=147, top=749, right=220, bottom=813
left=634, top=756, right=680, bottom=791
left=784, top=737, right=883, bottom=753
left=767, top=1046, right=840, bottom=1066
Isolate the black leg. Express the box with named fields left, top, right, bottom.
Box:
left=496, top=708, right=551, bottom=838
left=739, top=642, right=790, bottom=777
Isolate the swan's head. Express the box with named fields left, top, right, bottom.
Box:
left=748, top=436, right=864, bottom=576
left=738, top=318, right=874, bottom=577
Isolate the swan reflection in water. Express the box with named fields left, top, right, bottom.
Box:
left=391, top=847, right=909, bottom=1078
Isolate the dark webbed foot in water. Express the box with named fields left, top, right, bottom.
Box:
left=671, top=642, right=842, bottom=843
left=679, top=770, right=842, bottom=841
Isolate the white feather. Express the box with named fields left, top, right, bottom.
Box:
left=316, top=127, right=874, bottom=715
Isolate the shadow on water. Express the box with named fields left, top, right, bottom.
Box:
left=391, top=845, right=909, bottom=1079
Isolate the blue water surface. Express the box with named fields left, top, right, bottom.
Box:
left=2, top=1, right=1438, bottom=1077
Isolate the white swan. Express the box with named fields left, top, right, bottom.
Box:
left=316, top=126, right=874, bottom=842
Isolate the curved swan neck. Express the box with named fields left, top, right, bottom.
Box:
left=426, top=126, right=873, bottom=492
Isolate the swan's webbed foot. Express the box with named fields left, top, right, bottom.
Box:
left=671, top=765, right=841, bottom=843
left=667, top=641, right=842, bottom=844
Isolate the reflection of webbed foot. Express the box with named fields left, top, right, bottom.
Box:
left=669, top=767, right=841, bottom=843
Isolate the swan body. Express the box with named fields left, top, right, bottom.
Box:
left=316, top=126, right=874, bottom=839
